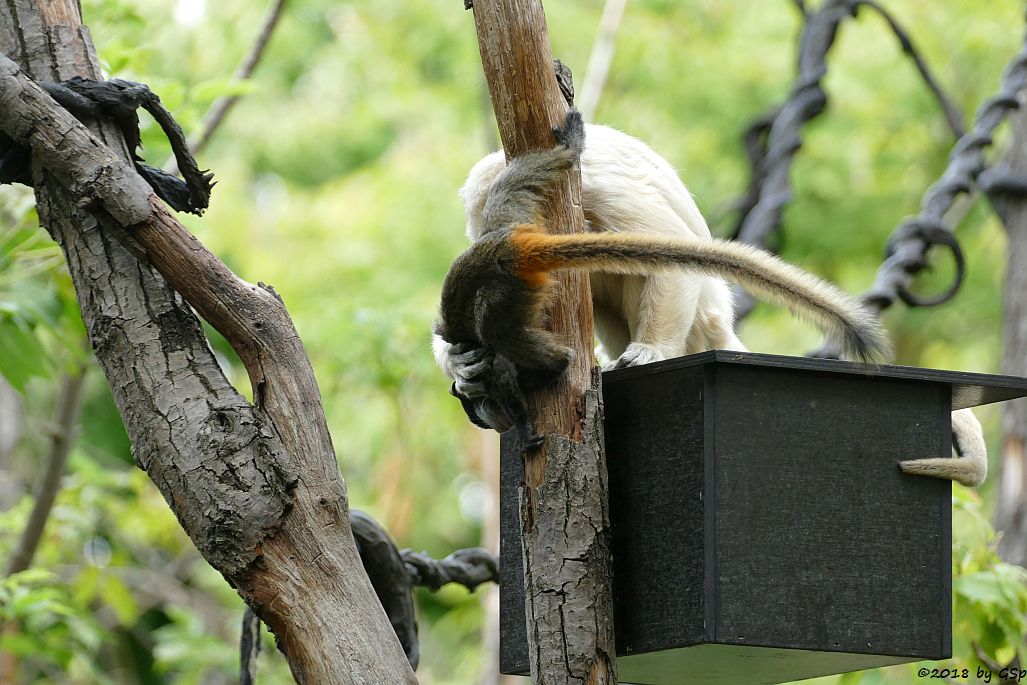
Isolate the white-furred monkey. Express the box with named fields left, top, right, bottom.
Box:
left=434, top=110, right=986, bottom=487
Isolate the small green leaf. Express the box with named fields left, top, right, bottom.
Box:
left=0, top=320, right=49, bottom=390
left=99, top=574, right=139, bottom=625
left=955, top=571, right=1008, bottom=606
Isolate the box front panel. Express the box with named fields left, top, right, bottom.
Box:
left=712, top=365, right=951, bottom=658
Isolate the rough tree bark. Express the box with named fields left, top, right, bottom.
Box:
left=997, top=104, right=1027, bottom=567
left=0, top=3, right=415, bottom=683
left=469, top=1, right=618, bottom=683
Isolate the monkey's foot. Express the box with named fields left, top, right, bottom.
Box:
left=552, top=109, right=585, bottom=153
left=507, top=426, right=544, bottom=455
left=525, top=432, right=544, bottom=452
left=604, top=342, right=666, bottom=371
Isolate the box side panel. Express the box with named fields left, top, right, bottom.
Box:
left=499, top=431, right=529, bottom=675
left=500, top=364, right=708, bottom=675
left=712, top=366, right=950, bottom=658
left=940, top=383, right=953, bottom=657
left=605, top=364, right=707, bottom=654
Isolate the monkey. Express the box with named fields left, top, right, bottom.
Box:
left=434, top=110, right=886, bottom=419
left=436, top=108, right=987, bottom=487
left=455, top=114, right=740, bottom=370
left=437, top=220, right=888, bottom=372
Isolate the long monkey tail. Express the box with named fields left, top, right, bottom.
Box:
left=510, top=225, right=890, bottom=363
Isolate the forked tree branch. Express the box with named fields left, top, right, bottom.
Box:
left=0, top=20, right=413, bottom=682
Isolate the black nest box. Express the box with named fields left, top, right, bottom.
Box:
left=499, top=351, right=1027, bottom=685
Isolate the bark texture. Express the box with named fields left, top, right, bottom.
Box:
left=471, top=2, right=618, bottom=683
left=998, top=104, right=1027, bottom=567
left=0, top=3, right=415, bottom=682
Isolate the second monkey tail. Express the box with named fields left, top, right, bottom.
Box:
left=510, top=226, right=890, bottom=363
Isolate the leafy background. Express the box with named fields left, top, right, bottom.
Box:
left=1, top=0, right=1026, bottom=683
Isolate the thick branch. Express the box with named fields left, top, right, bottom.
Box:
left=0, top=9, right=413, bottom=680
left=471, top=1, right=617, bottom=683
left=0, top=23, right=289, bottom=581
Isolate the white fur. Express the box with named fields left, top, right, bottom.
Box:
left=443, top=123, right=987, bottom=486
left=459, top=124, right=745, bottom=367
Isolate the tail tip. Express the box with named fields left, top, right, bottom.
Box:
left=843, top=319, right=892, bottom=366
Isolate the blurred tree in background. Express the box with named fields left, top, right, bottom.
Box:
left=1, top=0, right=1026, bottom=683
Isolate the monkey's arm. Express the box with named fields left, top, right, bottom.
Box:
left=899, top=408, right=987, bottom=487
left=478, top=110, right=585, bottom=234
left=431, top=332, right=526, bottom=430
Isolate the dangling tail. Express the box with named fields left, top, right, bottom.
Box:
left=510, top=225, right=890, bottom=363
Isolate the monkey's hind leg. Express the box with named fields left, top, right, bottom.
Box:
left=493, top=357, right=544, bottom=454
left=496, top=329, right=573, bottom=385
left=899, top=408, right=987, bottom=487
left=474, top=288, right=573, bottom=384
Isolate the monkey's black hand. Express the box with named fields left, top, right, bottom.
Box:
left=448, top=343, right=494, bottom=399
left=447, top=351, right=541, bottom=452
left=552, top=108, right=584, bottom=154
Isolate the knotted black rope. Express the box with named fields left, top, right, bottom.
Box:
left=0, top=77, right=213, bottom=215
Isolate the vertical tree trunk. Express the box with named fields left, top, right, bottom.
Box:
left=470, top=2, right=618, bottom=683
left=998, top=104, right=1027, bottom=567
left=0, top=2, right=415, bottom=682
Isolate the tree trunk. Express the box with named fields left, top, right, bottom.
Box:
left=998, top=104, right=1027, bottom=567
left=0, top=3, right=415, bottom=682
left=470, top=2, right=618, bottom=683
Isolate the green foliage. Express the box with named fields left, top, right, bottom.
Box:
left=2, top=0, right=1026, bottom=683
left=951, top=488, right=1027, bottom=669
left=0, top=569, right=107, bottom=682
left=0, top=192, right=78, bottom=390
